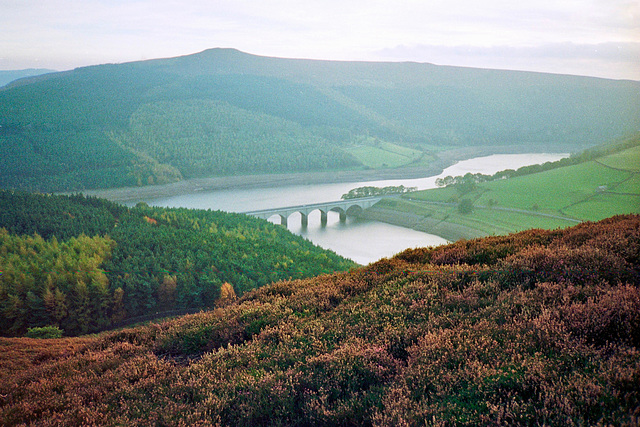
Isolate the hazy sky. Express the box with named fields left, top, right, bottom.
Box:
left=1, top=0, right=639, bottom=80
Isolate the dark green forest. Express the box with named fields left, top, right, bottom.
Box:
left=0, top=191, right=356, bottom=336
left=125, top=99, right=358, bottom=178
left=1, top=48, right=638, bottom=192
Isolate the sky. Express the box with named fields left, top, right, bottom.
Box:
left=1, top=0, right=639, bottom=80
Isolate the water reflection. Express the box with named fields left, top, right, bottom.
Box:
left=272, top=211, right=447, bottom=265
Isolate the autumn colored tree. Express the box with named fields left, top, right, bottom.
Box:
left=216, top=282, right=237, bottom=307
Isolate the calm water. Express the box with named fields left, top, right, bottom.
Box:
left=130, top=153, right=567, bottom=264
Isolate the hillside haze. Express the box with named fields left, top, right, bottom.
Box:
left=1, top=48, right=639, bottom=192
left=0, top=69, right=57, bottom=88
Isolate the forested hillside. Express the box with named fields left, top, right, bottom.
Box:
left=0, top=191, right=356, bottom=336
left=1, top=48, right=638, bottom=191
left=1, top=215, right=638, bottom=425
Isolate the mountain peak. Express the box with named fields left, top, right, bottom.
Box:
left=196, top=47, right=248, bottom=57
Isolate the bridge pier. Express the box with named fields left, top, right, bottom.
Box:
left=339, top=211, right=347, bottom=222
left=279, top=214, right=288, bottom=228
left=300, top=213, right=308, bottom=228
left=320, top=210, right=327, bottom=226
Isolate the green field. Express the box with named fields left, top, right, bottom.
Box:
left=345, top=139, right=427, bottom=169
left=383, top=140, right=640, bottom=238
left=377, top=198, right=578, bottom=240
left=612, top=175, right=640, bottom=194
left=596, top=144, right=640, bottom=171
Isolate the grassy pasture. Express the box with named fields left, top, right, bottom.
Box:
left=451, top=206, right=578, bottom=232
left=379, top=198, right=577, bottom=238
left=475, top=161, right=631, bottom=212
left=563, top=193, right=640, bottom=221
left=613, top=175, right=640, bottom=194
left=386, top=142, right=640, bottom=238
left=596, top=144, right=640, bottom=171
left=345, top=140, right=425, bottom=169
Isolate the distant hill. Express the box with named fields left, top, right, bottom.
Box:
left=0, top=68, right=56, bottom=87
left=367, top=132, right=640, bottom=240
left=0, top=191, right=356, bottom=336
left=1, top=215, right=638, bottom=425
left=0, top=48, right=638, bottom=192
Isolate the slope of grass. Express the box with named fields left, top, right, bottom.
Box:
left=388, top=137, right=640, bottom=237
left=613, top=175, right=640, bottom=194
left=1, top=215, right=638, bottom=425
left=345, top=139, right=426, bottom=169
left=375, top=198, right=578, bottom=241
left=596, top=144, right=640, bottom=171
left=474, top=160, right=633, bottom=212
left=562, top=192, right=640, bottom=221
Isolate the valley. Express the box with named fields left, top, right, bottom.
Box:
left=1, top=47, right=639, bottom=425
left=87, top=152, right=570, bottom=263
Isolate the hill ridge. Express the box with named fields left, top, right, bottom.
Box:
left=1, top=49, right=638, bottom=192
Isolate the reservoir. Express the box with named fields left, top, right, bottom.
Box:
left=119, top=153, right=568, bottom=264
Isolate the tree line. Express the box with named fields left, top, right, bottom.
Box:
left=341, top=185, right=417, bottom=200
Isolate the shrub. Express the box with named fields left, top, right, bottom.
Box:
left=458, top=199, right=474, bottom=214
left=25, top=325, right=63, bottom=339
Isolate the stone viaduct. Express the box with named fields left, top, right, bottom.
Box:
left=243, top=197, right=383, bottom=227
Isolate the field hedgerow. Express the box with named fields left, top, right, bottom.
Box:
left=1, top=215, right=639, bottom=426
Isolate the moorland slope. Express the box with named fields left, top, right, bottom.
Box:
left=1, top=215, right=638, bottom=425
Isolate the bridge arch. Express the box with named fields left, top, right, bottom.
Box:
left=345, top=204, right=364, bottom=217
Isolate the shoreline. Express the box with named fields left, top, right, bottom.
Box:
left=77, top=147, right=578, bottom=247
left=83, top=164, right=445, bottom=203
left=82, top=154, right=458, bottom=202
left=81, top=145, right=563, bottom=203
